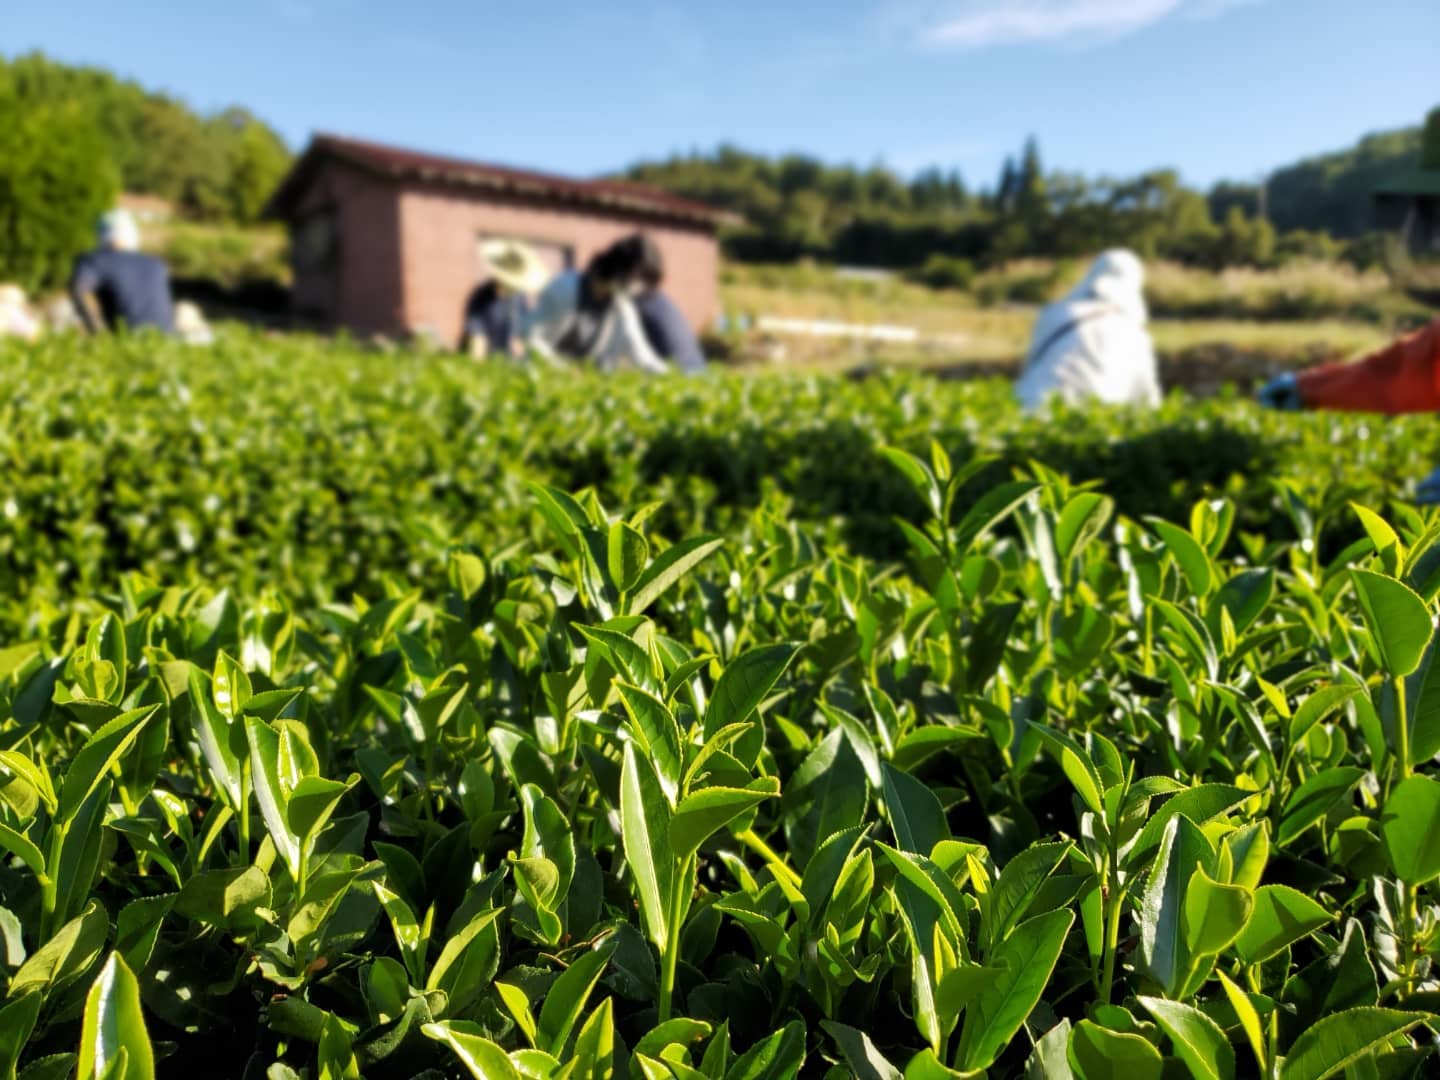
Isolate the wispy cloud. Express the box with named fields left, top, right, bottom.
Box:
left=894, top=0, right=1264, bottom=50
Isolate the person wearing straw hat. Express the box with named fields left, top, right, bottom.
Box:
left=523, top=234, right=669, bottom=374
left=69, top=208, right=175, bottom=335
left=463, top=239, right=550, bottom=359
left=0, top=285, right=41, bottom=343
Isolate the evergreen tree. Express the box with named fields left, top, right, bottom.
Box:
left=1015, top=136, right=1049, bottom=234
left=995, top=156, right=1019, bottom=212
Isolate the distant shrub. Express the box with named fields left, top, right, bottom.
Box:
left=1144, top=258, right=1406, bottom=321
left=160, top=221, right=290, bottom=288
left=1340, top=233, right=1393, bottom=272
left=910, top=254, right=975, bottom=291
left=0, top=95, right=117, bottom=291
left=974, top=260, right=1069, bottom=307
left=1275, top=229, right=1341, bottom=264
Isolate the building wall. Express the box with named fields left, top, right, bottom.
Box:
left=396, top=183, right=720, bottom=347
left=289, top=162, right=404, bottom=336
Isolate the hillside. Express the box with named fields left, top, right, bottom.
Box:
left=0, top=50, right=291, bottom=222
left=624, top=120, right=1433, bottom=269
left=1210, top=125, right=1424, bottom=237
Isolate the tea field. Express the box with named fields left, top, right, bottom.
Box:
left=3, top=332, right=1440, bottom=1079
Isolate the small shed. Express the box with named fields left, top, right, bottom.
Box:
left=1374, top=108, right=1440, bottom=256
left=263, top=134, right=733, bottom=345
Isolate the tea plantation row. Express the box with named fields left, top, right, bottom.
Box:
left=1, top=333, right=1439, bottom=1079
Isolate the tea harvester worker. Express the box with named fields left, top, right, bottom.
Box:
left=1014, top=249, right=1161, bottom=411
left=69, top=209, right=175, bottom=335
left=1258, top=317, right=1440, bottom=500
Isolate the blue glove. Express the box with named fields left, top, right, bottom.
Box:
left=1256, top=373, right=1302, bottom=410
left=1417, top=465, right=1440, bottom=506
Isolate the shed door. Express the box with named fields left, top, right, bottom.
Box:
left=292, top=206, right=342, bottom=323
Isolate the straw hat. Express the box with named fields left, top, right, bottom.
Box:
left=480, top=239, right=550, bottom=294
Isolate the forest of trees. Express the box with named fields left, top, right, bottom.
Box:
left=625, top=125, right=1425, bottom=272
left=0, top=52, right=292, bottom=223
left=0, top=48, right=1427, bottom=290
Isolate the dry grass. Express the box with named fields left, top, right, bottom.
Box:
left=720, top=260, right=1403, bottom=375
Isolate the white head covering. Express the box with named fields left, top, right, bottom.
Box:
left=98, top=209, right=141, bottom=252
left=1063, top=248, right=1147, bottom=324
left=1015, top=248, right=1159, bottom=411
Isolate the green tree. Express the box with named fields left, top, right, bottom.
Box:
left=0, top=51, right=291, bottom=223
left=223, top=118, right=292, bottom=222
left=1016, top=136, right=1048, bottom=223
left=0, top=94, right=118, bottom=291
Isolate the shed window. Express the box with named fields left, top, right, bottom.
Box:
left=295, top=208, right=340, bottom=271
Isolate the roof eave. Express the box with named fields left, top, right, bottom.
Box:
left=265, top=136, right=737, bottom=230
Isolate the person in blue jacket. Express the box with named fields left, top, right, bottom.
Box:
left=631, top=235, right=706, bottom=373
left=69, top=209, right=175, bottom=335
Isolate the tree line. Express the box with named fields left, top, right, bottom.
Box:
left=625, top=127, right=1424, bottom=274
left=0, top=51, right=294, bottom=290
left=1, top=51, right=292, bottom=223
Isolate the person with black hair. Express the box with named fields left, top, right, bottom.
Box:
left=523, top=234, right=668, bottom=373
left=632, top=237, right=706, bottom=373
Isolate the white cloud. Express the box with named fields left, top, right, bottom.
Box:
left=907, top=0, right=1263, bottom=50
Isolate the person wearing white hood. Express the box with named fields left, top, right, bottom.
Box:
left=1014, top=249, right=1161, bottom=411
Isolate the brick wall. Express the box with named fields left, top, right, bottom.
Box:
left=397, top=183, right=720, bottom=347
left=290, top=163, right=403, bottom=336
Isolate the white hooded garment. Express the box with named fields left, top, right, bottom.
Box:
left=1014, top=249, right=1161, bottom=411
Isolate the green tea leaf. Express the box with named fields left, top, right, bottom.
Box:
left=608, top=522, right=649, bottom=594
left=1277, top=1007, right=1433, bottom=1080
left=1279, top=767, right=1364, bottom=848
left=536, top=938, right=616, bottom=1057
left=1138, top=996, right=1234, bottom=1080
left=9, top=901, right=108, bottom=1000
left=1183, top=865, right=1252, bottom=958
left=1217, top=971, right=1266, bottom=1075
left=959, top=909, right=1074, bottom=1070
left=1381, top=775, right=1440, bottom=884
left=701, top=643, right=799, bottom=765
left=821, top=1021, right=903, bottom=1080
left=615, top=682, right=683, bottom=804
left=620, top=743, right=673, bottom=952
left=626, top=535, right=725, bottom=616
left=77, top=954, right=154, bottom=1080
left=0, top=992, right=42, bottom=1080
left=669, top=779, right=780, bottom=863
left=1068, top=1021, right=1163, bottom=1080
left=57, top=706, right=156, bottom=825
left=882, top=762, right=948, bottom=855
left=1234, top=885, right=1333, bottom=965
left=1138, top=815, right=1213, bottom=995
left=1149, top=518, right=1214, bottom=596
left=1350, top=570, right=1433, bottom=678
left=175, top=866, right=270, bottom=931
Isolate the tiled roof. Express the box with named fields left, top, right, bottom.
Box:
left=265, top=133, right=737, bottom=228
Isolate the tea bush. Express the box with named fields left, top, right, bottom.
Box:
left=2, top=332, right=1440, bottom=1078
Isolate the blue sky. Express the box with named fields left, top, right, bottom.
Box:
left=5, top=0, right=1436, bottom=189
